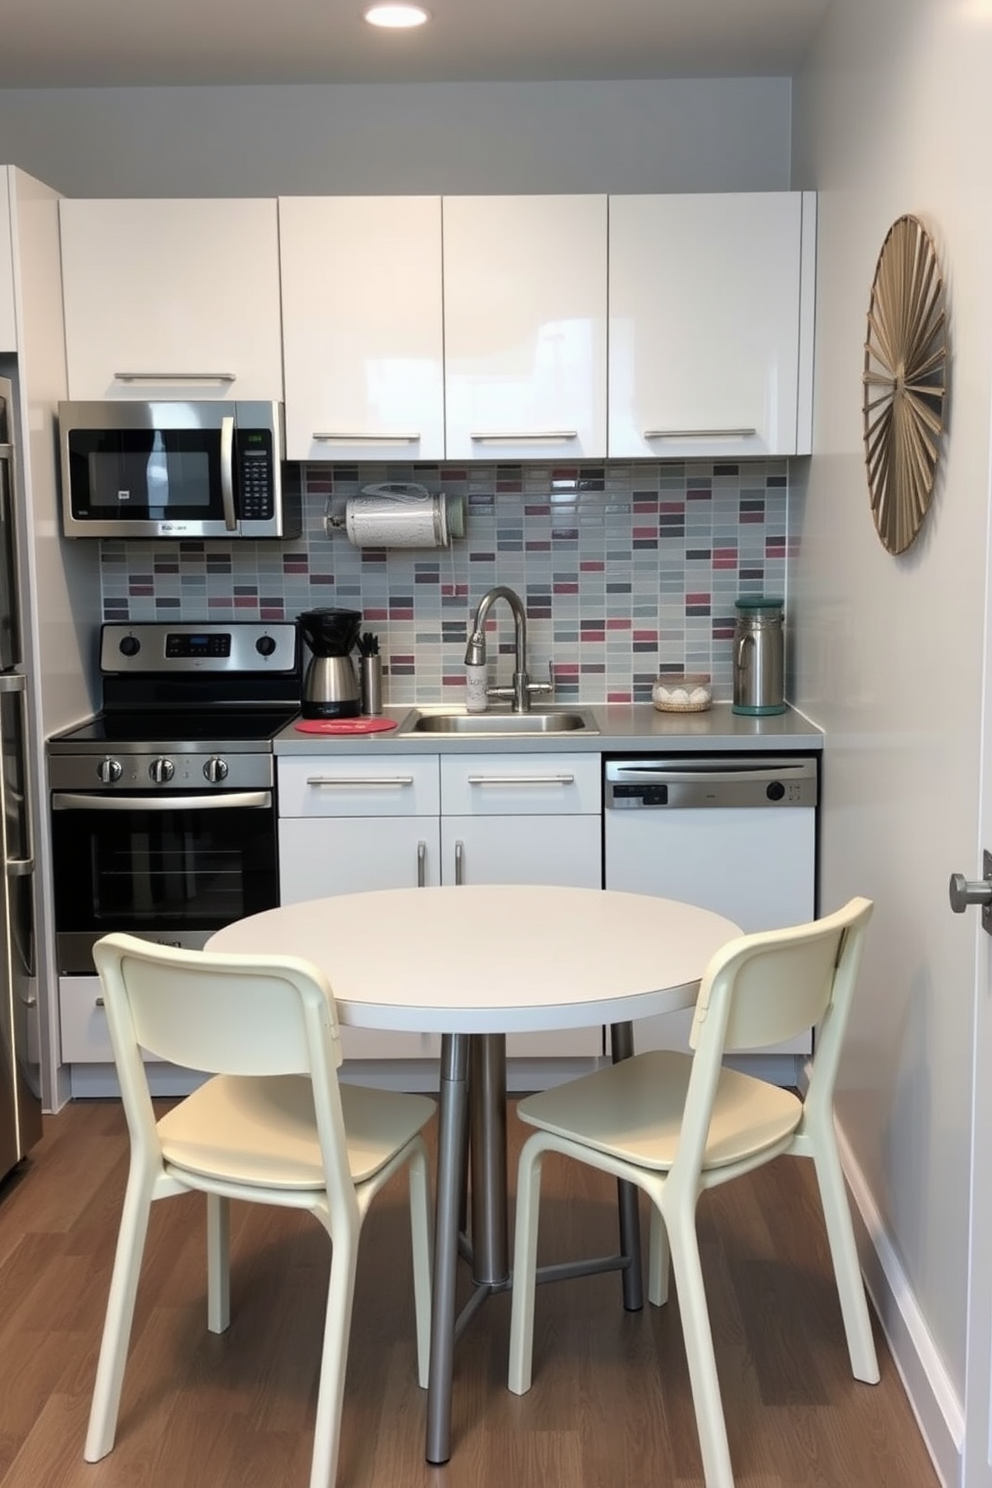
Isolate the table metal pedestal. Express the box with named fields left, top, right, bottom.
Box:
left=425, top=1026, right=644, bottom=1465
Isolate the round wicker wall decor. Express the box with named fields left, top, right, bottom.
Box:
left=862, top=214, right=947, bottom=555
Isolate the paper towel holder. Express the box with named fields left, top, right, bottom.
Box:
left=323, top=483, right=466, bottom=546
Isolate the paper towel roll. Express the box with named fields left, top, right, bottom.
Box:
left=344, top=485, right=463, bottom=549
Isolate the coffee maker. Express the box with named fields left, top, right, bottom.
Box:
left=299, top=608, right=362, bottom=719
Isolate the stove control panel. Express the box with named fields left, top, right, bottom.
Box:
left=49, top=751, right=275, bottom=793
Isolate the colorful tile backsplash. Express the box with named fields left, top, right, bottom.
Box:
left=100, top=460, right=794, bottom=706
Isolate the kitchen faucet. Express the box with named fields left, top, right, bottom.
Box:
left=464, top=585, right=553, bottom=713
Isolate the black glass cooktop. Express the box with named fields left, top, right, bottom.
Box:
left=50, top=708, right=299, bottom=747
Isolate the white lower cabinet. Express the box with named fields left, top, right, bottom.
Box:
left=439, top=754, right=602, bottom=1059
left=278, top=754, right=441, bottom=1061
left=277, top=750, right=604, bottom=1066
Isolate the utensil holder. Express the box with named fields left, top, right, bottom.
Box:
left=360, top=654, right=383, bottom=716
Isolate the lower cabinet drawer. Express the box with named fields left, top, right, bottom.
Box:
left=60, top=976, right=162, bottom=1064
left=440, top=752, right=601, bottom=815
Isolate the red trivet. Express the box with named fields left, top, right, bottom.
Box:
left=294, top=717, right=398, bottom=735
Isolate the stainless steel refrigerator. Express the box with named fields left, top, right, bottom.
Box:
left=0, top=376, right=41, bottom=1182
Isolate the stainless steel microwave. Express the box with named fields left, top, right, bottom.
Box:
left=58, top=400, right=301, bottom=540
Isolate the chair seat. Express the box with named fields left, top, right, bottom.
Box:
left=158, top=1073, right=436, bottom=1190
left=517, top=1049, right=803, bottom=1172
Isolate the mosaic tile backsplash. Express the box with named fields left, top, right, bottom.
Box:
left=100, top=460, right=794, bottom=707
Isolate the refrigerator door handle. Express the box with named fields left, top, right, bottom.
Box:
left=0, top=673, right=35, bottom=878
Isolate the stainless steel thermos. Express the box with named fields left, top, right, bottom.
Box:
left=732, top=596, right=785, bottom=715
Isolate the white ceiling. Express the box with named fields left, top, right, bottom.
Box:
left=0, top=0, right=831, bottom=89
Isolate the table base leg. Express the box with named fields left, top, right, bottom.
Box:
left=426, top=1032, right=470, bottom=1465
left=610, top=1020, right=644, bottom=1312
left=469, top=1033, right=509, bottom=1288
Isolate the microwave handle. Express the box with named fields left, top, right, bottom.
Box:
left=220, top=415, right=237, bottom=532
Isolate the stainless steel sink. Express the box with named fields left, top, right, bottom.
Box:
left=400, top=707, right=599, bottom=736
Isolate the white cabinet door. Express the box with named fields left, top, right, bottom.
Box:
left=608, top=192, right=816, bottom=459
left=440, top=753, right=602, bottom=1057
left=278, top=754, right=441, bottom=1061
left=0, top=171, right=16, bottom=351
left=279, top=815, right=441, bottom=902
left=279, top=196, right=445, bottom=462
left=60, top=198, right=283, bottom=400
left=442, top=195, right=608, bottom=461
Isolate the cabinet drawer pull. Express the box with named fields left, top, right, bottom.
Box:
left=467, top=774, right=575, bottom=787
left=114, top=371, right=237, bottom=383
left=95, top=997, right=105, bottom=1008
left=469, top=430, right=577, bottom=443
left=643, top=427, right=757, bottom=439
left=305, top=775, right=415, bottom=787
left=312, top=431, right=421, bottom=443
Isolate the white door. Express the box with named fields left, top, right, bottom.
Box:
left=960, top=444, right=992, bottom=1487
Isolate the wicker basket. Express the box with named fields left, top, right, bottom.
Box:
left=652, top=674, right=712, bottom=713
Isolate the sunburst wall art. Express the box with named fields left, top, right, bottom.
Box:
left=862, top=214, right=947, bottom=555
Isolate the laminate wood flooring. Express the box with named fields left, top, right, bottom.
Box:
left=0, top=1098, right=940, bottom=1488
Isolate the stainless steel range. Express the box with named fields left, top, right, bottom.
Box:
left=47, top=621, right=301, bottom=975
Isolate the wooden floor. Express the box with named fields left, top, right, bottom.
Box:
left=0, top=1097, right=940, bottom=1488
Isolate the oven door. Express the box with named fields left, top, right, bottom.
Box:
left=51, top=788, right=278, bottom=974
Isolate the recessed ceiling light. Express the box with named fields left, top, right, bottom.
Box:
left=363, top=3, right=431, bottom=28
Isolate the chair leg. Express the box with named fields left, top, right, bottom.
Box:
left=666, top=1205, right=735, bottom=1488
left=507, top=1135, right=546, bottom=1396
left=207, top=1193, right=231, bottom=1334
left=84, top=1171, right=155, bottom=1462
left=807, top=1139, right=880, bottom=1383
left=309, top=1227, right=360, bottom=1488
left=407, top=1140, right=433, bottom=1389
left=647, top=1202, right=671, bottom=1307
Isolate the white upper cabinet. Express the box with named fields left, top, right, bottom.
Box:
left=279, top=196, right=445, bottom=463
left=0, top=171, right=16, bottom=351
left=442, top=195, right=608, bottom=462
left=608, top=192, right=816, bottom=459
left=59, top=198, right=283, bottom=401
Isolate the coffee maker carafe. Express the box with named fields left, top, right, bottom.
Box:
left=299, top=608, right=362, bottom=719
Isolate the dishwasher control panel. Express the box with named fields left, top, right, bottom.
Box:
left=604, top=754, right=818, bottom=810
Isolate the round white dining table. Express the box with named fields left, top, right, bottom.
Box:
left=208, top=883, right=741, bottom=1464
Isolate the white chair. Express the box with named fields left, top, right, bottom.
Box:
left=86, top=932, right=435, bottom=1488
left=508, top=897, right=878, bottom=1488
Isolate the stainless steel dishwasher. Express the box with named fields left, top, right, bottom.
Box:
left=603, top=753, right=818, bottom=1067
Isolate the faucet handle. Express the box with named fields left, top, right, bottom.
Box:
left=527, top=661, right=555, bottom=699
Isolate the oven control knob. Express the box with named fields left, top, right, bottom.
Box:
left=149, top=757, right=175, bottom=784
left=97, top=757, right=123, bottom=785
left=203, top=756, right=229, bottom=784
left=119, top=635, right=141, bottom=658
left=256, top=635, right=277, bottom=657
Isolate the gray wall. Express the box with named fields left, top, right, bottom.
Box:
left=0, top=78, right=791, bottom=197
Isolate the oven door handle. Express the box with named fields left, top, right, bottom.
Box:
left=51, top=791, right=273, bottom=812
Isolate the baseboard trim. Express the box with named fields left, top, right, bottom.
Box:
left=837, top=1118, right=963, bottom=1488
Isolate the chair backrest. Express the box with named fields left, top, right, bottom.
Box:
left=92, top=933, right=351, bottom=1199
left=672, top=899, right=873, bottom=1179
left=689, top=897, right=873, bottom=1058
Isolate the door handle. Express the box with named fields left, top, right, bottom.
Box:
left=949, top=850, right=992, bottom=933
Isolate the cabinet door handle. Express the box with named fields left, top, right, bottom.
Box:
left=417, top=839, right=427, bottom=888
left=95, top=997, right=105, bottom=1008
left=305, top=775, right=415, bottom=787
left=114, top=371, right=237, bottom=383
left=643, top=427, right=757, bottom=439
left=454, top=839, right=464, bottom=886
left=467, top=774, right=575, bottom=787
left=469, top=430, right=577, bottom=443
left=312, top=431, right=421, bottom=443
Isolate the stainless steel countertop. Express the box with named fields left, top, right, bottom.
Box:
left=274, top=701, right=823, bottom=755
